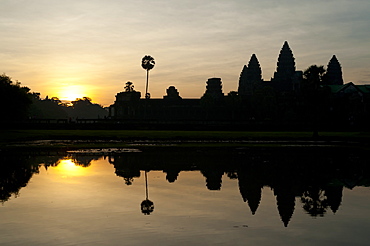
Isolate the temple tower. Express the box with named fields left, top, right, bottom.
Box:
left=324, top=55, right=344, bottom=85
left=203, top=77, right=224, bottom=101
left=272, top=41, right=300, bottom=92
left=163, top=86, right=182, bottom=100
left=238, top=54, right=263, bottom=96
left=273, top=41, right=296, bottom=81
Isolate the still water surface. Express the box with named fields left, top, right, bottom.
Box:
left=1, top=146, right=370, bottom=245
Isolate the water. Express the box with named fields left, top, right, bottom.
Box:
left=0, top=146, right=369, bottom=245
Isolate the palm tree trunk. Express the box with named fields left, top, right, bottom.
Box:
left=145, top=70, right=149, bottom=99
left=145, top=170, right=149, bottom=200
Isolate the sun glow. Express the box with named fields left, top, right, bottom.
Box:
left=57, top=85, right=89, bottom=101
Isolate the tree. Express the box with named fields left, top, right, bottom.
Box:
left=124, top=81, right=135, bottom=92
left=28, top=95, right=68, bottom=119
left=302, top=65, right=326, bottom=138
left=50, top=97, right=62, bottom=104
left=141, top=55, right=155, bottom=99
left=0, top=74, right=32, bottom=120
left=303, top=65, right=325, bottom=89
left=68, top=97, right=108, bottom=119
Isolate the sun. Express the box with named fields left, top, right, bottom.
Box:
left=58, top=85, right=88, bottom=101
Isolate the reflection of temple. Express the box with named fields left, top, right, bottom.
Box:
left=106, top=146, right=369, bottom=226
left=1, top=148, right=369, bottom=227
left=201, top=168, right=224, bottom=190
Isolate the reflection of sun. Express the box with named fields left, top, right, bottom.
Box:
left=54, top=159, right=87, bottom=177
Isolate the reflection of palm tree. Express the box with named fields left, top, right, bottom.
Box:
left=141, top=55, right=155, bottom=99
left=141, top=170, right=154, bottom=215
left=301, top=187, right=328, bottom=217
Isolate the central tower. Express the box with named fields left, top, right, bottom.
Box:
left=271, top=41, right=301, bottom=92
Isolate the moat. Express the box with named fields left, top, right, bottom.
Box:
left=1, top=145, right=369, bottom=245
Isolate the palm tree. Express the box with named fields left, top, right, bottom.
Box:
left=303, top=65, right=326, bottom=138
left=124, top=81, right=135, bottom=92
left=303, top=65, right=325, bottom=89
left=141, top=55, right=155, bottom=99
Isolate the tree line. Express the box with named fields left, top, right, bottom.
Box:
left=0, top=74, right=107, bottom=120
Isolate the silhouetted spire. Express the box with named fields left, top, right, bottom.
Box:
left=238, top=65, right=248, bottom=95
left=274, top=186, right=295, bottom=227
left=273, top=41, right=296, bottom=82
left=238, top=54, right=263, bottom=96
left=237, top=170, right=262, bottom=215
left=325, top=186, right=343, bottom=213
left=247, top=54, right=263, bottom=82
left=324, top=55, right=344, bottom=85
left=238, top=182, right=262, bottom=215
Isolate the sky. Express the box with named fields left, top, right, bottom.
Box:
left=1, top=0, right=369, bottom=106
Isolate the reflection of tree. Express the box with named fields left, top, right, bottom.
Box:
left=0, top=155, right=39, bottom=203
left=141, top=199, right=154, bottom=215
left=141, top=171, right=154, bottom=215
left=108, top=155, right=141, bottom=185
left=226, top=171, right=238, bottom=180
left=301, top=185, right=343, bottom=216
left=301, top=187, right=328, bottom=217
left=70, top=155, right=100, bottom=167
left=34, top=155, right=64, bottom=170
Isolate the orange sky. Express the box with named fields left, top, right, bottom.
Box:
left=1, top=0, right=369, bottom=106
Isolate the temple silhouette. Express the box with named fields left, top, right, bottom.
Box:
left=108, top=41, right=370, bottom=130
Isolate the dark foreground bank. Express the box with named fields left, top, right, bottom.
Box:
left=1, top=130, right=369, bottom=150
